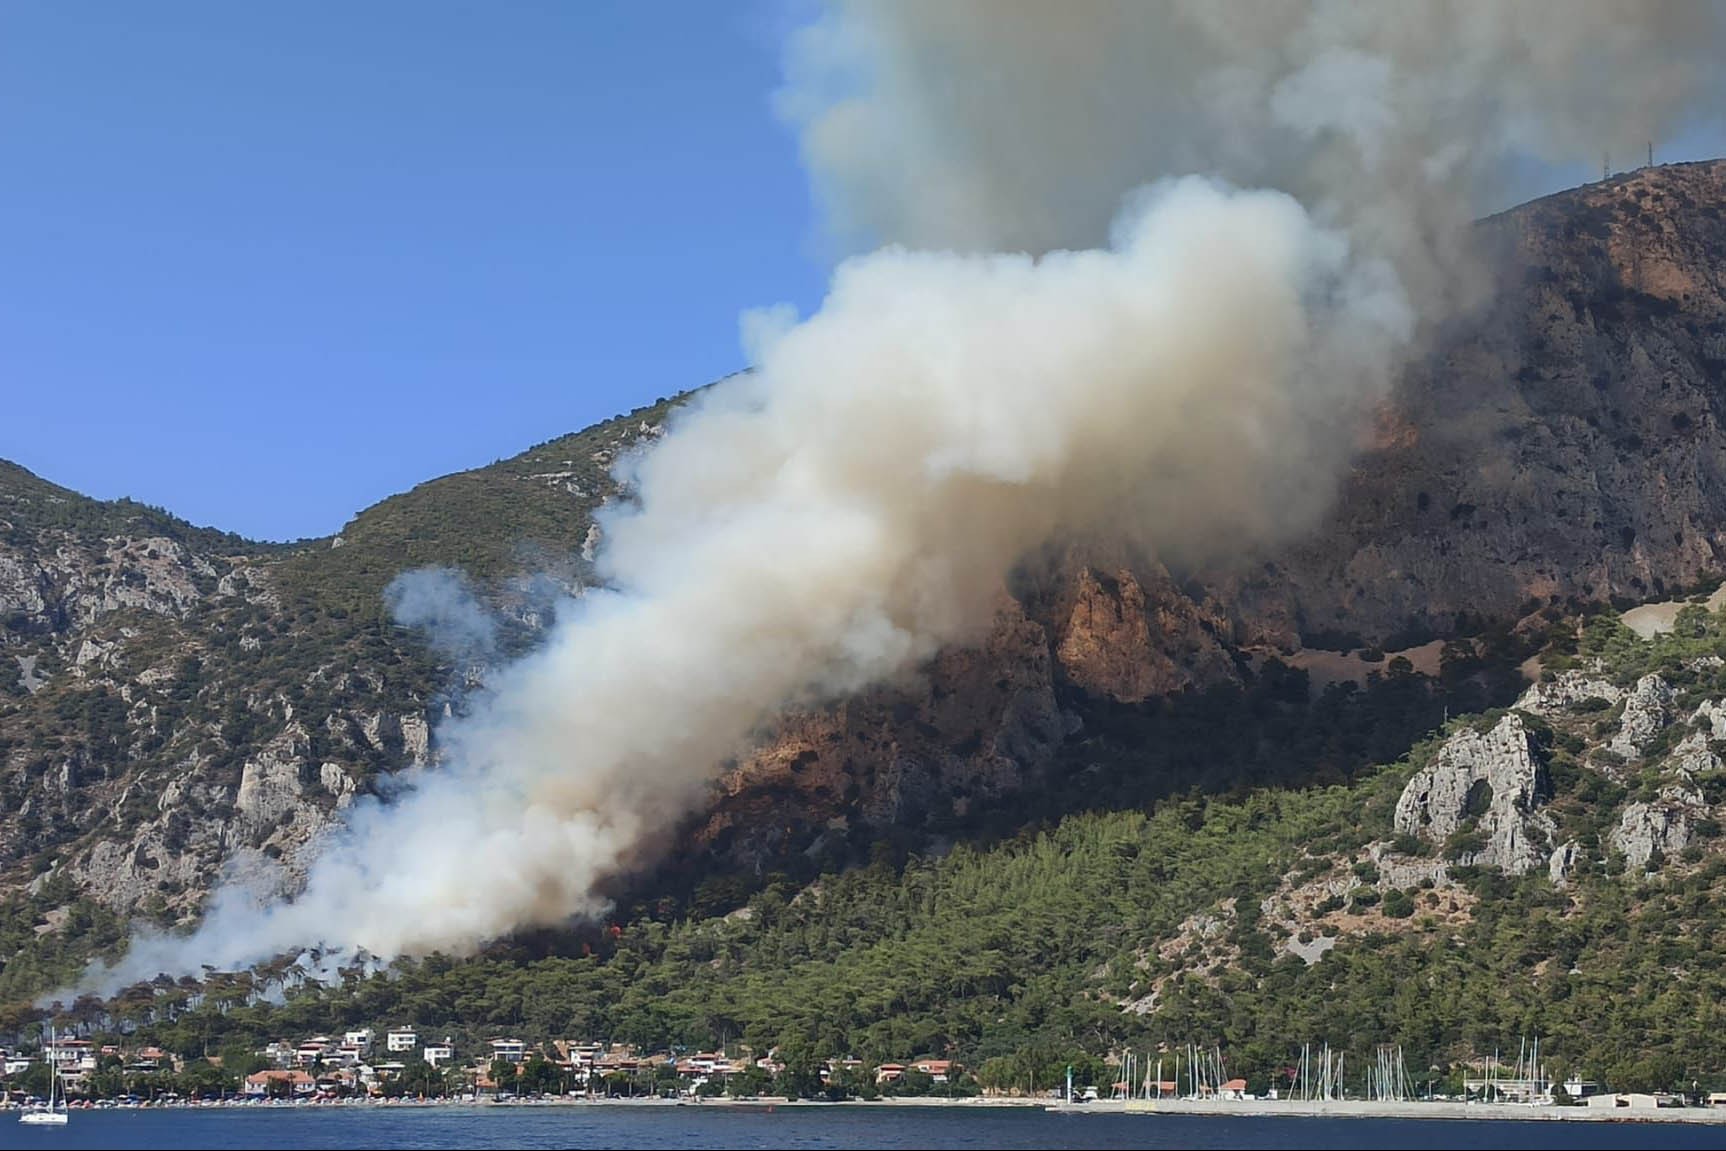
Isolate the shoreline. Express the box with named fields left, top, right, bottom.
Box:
left=11, top=1094, right=1726, bottom=1123
left=4, top=1095, right=1044, bottom=1114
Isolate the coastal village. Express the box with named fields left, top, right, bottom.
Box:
left=5, top=1027, right=1726, bottom=1115
left=0, top=1027, right=963, bottom=1105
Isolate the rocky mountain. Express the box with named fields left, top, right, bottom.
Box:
left=1227, top=160, right=1726, bottom=645
left=6, top=162, right=1726, bottom=991
left=28, top=603, right=1726, bottom=1088
left=0, top=406, right=673, bottom=934
left=690, top=160, right=1726, bottom=885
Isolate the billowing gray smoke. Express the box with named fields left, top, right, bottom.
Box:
left=782, top=3, right=1721, bottom=289
left=78, top=1, right=1722, bottom=990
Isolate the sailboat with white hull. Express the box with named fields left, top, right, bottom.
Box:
left=19, top=1025, right=69, bottom=1126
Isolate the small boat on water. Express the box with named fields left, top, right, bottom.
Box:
left=19, top=1025, right=70, bottom=1126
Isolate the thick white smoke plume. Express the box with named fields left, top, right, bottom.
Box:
left=781, top=3, right=1722, bottom=269
left=85, top=177, right=1402, bottom=987
left=76, top=1, right=1722, bottom=990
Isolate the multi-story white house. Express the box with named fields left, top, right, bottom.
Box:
left=344, top=1028, right=374, bottom=1055
left=489, top=1038, right=528, bottom=1064
left=559, top=1041, right=604, bottom=1087
left=46, top=1038, right=95, bottom=1070
left=423, top=1039, right=456, bottom=1067
left=387, top=1027, right=419, bottom=1053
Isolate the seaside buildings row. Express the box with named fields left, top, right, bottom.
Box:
left=15, top=1028, right=1718, bottom=1109
left=0, top=1028, right=957, bottom=1100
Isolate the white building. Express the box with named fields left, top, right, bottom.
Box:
left=564, top=1043, right=604, bottom=1088
left=46, top=1039, right=94, bottom=1070
left=566, top=1042, right=604, bottom=1067
left=387, top=1027, right=419, bottom=1053
left=344, top=1028, right=374, bottom=1055
left=4, top=1056, right=32, bottom=1076
left=424, top=1039, right=456, bottom=1067
left=490, top=1038, right=527, bottom=1064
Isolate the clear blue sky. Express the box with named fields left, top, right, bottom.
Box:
left=1, top=1, right=825, bottom=540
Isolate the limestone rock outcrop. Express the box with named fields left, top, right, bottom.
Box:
left=1612, top=784, right=1707, bottom=872
left=319, top=761, right=356, bottom=805
left=1668, top=730, right=1722, bottom=778
left=1548, top=839, right=1583, bottom=886
left=70, top=829, right=206, bottom=915
left=1394, top=714, right=1554, bottom=875
left=1606, top=674, right=1675, bottom=761
left=1366, top=842, right=1451, bottom=890
left=1514, top=671, right=1622, bottom=717
left=235, top=725, right=312, bottom=829
left=1693, top=698, right=1726, bottom=740
left=400, top=713, right=431, bottom=765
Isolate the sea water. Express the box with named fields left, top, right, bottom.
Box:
left=8, top=1105, right=1725, bottom=1150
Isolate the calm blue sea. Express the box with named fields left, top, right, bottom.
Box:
left=8, top=1105, right=1725, bottom=1150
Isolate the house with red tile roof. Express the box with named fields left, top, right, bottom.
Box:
left=244, top=1069, right=315, bottom=1097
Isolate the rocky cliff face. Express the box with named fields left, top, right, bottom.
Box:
left=1054, top=567, right=1238, bottom=704
left=696, top=570, right=1237, bottom=866
left=1222, top=161, right=1726, bottom=646
left=694, top=163, right=1726, bottom=873
left=1515, top=669, right=1623, bottom=717
left=1606, top=673, right=1676, bottom=762
left=8, top=163, right=1726, bottom=934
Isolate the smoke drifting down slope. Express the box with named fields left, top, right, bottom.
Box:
left=80, top=1, right=1722, bottom=988
left=89, top=178, right=1404, bottom=984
